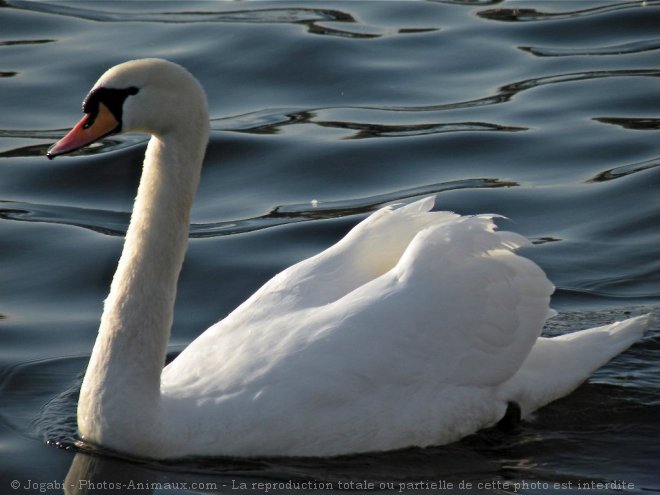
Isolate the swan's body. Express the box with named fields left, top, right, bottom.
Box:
left=48, top=59, right=652, bottom=459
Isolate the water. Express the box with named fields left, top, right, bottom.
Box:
left=1, top=1, right=659, bottom=493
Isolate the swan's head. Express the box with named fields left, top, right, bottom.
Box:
left=47, top=58, right=208, bottom=159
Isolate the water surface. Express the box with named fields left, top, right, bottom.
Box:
left=1, top=1, right=659, bottom=494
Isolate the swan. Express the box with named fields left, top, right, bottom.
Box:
left=47, top=58, right=653, bottom=459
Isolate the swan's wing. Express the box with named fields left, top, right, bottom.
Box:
left=165, top=207, right=554, bottom=397
left=229, top=196, right=459, bottom=315
left=289, top=214, right=555, bottom=390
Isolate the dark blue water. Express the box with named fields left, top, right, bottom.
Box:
left=1, top=1, right=659, bottom=494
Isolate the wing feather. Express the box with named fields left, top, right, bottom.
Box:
left=165, top=199, right=553, bottom=405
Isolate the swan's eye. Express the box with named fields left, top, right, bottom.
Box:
left=82, top=86, right=139, bottom=130
left=82, top=114, right=96, bottom=130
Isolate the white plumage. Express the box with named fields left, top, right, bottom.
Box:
left=48, top=59, right=652, bottom=459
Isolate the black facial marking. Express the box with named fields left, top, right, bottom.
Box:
left=82, top=86, right=139, bottom=131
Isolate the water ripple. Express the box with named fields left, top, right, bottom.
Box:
left=0, top=38, right=54, bottom=47
left=587, top=155, right=660, bottom=183
left=496, top=69, right=660, bottom=95
left=0, top=178, right=517, bottom=238
left=0, top=200, right=129, bottom=236
left=479, top=1, right=660, bottom=22
left=592, top=117, right=660, bottom=131
left=434, top=0, right=503, bottom=5
left=5, top=68, right=656, bottom=161
left=212, top=109, right=312, bottom=136
left=328, top=69, right=660, bottom=114
left=520, top=38, right=660, bottom=57
left=0, top=356, right=85, bottom=445
left=210, top=69, right=659, bottom=139
left=215, top=110, right=526, bottom=139
left=314, top=120, right=527, bottom=140
left=8, top=1, right=383, bottom=39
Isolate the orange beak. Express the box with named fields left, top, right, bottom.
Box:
left=47, top=102, right=120, bottom=159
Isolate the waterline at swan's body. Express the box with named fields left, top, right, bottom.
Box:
left=47, top=59, right=652, bottom=459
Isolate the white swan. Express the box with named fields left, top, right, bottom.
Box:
left=47, top=58, right=653, bottom=459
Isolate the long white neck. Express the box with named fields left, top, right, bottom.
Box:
left=78, top=120, right=208, bottom=451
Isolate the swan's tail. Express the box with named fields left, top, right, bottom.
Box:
left=499, top=313, right=654, bottom=416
